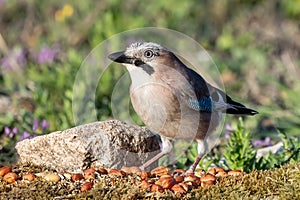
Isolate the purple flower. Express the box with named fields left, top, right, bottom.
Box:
left=4, top=126, right=10, bottom=135
left=41, top=119, right=50, bottom=130
left=252, top=137, right=272, bottom=148
left=32, top=118, right=50, bottom=132
left=36, top=44, right=59, bottom=64
left=252, top=140, right=263, bottom=147
left=12, top=127, right=18, bottom=134
left=32, top=118, right=39, bottom=131
left=224, top=123, right=233, bottom=139
left=264, top=137, right=271, bottom=146
left=0, top=0, right=7, bottom=5
left=20, top=131, right=31, bottom=141
left=4, top=126, right=18, bottom=138
left=1, top=48, right=27, bottom=70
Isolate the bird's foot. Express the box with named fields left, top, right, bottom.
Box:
left=139, top=165, right=145, bottom=171
left=183, top=168, right=194, bottom=176
left=184, top=152, right=204, bottom=175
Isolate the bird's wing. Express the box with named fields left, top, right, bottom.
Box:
left=160, top=65, right=257, bottom=115
left=159, top=65, right=217, bottom=112
left=183, top=67, right=257, bottom=115
left=192, top=87, right=232, bottom=112
left=183, top=67, right=229, bottom=112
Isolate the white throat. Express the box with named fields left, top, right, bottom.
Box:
left=124, top=64, right=153, bottom=89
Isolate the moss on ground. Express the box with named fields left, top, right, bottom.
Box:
left=0, top=163, right=299, bottom=200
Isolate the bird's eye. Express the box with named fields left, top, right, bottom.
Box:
left=144, top=50, right=154, bottom=58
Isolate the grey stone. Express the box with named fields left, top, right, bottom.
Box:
left=256, top=142, right=283, bottom=158
left=15, top=120, right=161, bottom=172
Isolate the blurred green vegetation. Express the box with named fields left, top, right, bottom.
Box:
left=0, top=0, right=299, bottom=167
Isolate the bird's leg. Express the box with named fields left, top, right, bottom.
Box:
left=186, top=139, right=207, bottom=174
left=140, top=136, right=172, bottom=171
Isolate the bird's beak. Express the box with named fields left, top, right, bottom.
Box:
left=108, top=51, right=134, bottom=64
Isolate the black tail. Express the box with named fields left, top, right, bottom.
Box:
left=226, top=105, right=258, bottom=115
left=225, top=96, right=258, bottom=115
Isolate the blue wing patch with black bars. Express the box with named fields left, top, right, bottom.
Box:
left=188, top=97, right=213, bottom=112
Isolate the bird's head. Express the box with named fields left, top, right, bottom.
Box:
left=108, top=42, right=177, bottom=76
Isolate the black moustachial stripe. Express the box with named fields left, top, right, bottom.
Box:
left=134, top=59, right=155, bottom=75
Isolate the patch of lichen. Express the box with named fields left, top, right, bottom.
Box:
left=12, top=162, right=49, bottom=174
left=77, top=174, right=159, bottom=200
left=0, top=163, right=299, bottom=200
left=190, top=163, right=300, bottom=200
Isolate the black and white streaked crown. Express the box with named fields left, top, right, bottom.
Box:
left=126, top=42, right=167, bottom=52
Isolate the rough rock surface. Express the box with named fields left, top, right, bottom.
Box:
left=15, top=120, right=161, bottom=172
